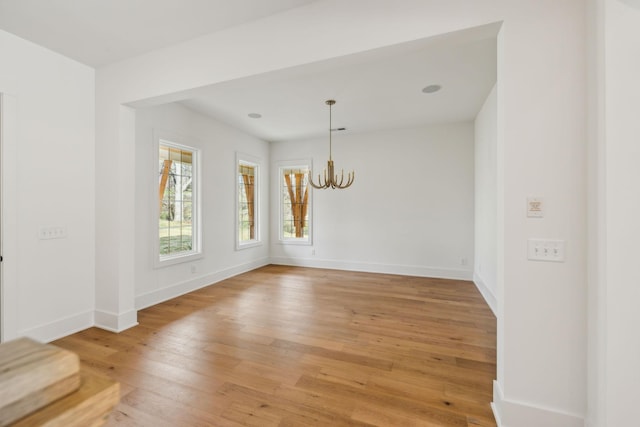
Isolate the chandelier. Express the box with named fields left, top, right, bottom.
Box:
left=308, top=100, right=355, bottom=189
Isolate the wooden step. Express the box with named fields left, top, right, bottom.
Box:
left=0, top=338, right=80, bottom=426
left=11, top=370, right=120, bottom=427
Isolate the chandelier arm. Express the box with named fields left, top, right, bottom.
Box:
left=308, top=175, right=319, bottom=188
left=335, top=174, right=350, bottom=189
left=338, top=171, right=354, bottom=189
left=308, top=169, right=323, bottom=189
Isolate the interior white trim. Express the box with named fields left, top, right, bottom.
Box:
left=235, top=151, right=262, bottom=250
left=154, top=130, right=203, bottom=268
left=473, top=272, right=497, bottom=315
left=135, top=257, right=270, bottom=310
left=270, top=256, right=473, bottom=281
left=492, top=380, right=584, bottom=427
left=94, top=309, right=138, bottom=333
left=19, top=310, right=94, bottom=343
left=0, top=93, right=18, bottom=343
left=277, top=159, right=313, bottom=245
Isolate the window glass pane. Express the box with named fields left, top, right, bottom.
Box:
left=281, top=166, right=310, bottom=241
left=238, top=161, right=257, bottom=245
left=159, top=141, right=198, bottom=259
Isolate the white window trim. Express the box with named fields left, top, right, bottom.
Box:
left=153, top=132, right=203, bottom=267
left=236, top=152, right=262, bottom=250
left=278, top=159, right=313, bottom=246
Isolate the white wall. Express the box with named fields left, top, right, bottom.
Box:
left=590, top=1, right=640, bottom=425
left=134, top=102, right=270, bottom=309
left=93, top=1, right=589, bottom=425
left=270, top=123, right=475, bottom=280
left=474, top=84, right=497, bottom=314
left=0, top=30, right=95, bottom=342
left=495, top=1, right=587, bottom=422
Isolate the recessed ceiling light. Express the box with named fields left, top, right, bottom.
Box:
left=422, top=84, right=442, bottom=94
left=248, top=113, right=262, bottom=119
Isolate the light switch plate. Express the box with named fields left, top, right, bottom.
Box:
left=528, top=239, right=565, bottom=262
left=38, top=226, right=67, bottom=240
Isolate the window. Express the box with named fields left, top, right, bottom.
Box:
left=157, top=140, right=200, bottom=263
left=280, top=163, right=312, bottom=244
left=237, top=153, right=260, bottom=249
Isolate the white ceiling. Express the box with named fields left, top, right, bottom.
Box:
left=0, top=1, right=497, bottom=142
left=179, top=27, right=497, bottom=142
left=0, top=0, right=318, bottom=66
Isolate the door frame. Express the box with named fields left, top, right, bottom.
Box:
left=1, top=93, right=19, bottom=342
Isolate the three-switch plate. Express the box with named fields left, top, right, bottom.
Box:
left=527, top=239, right=565, bottom=262
left=38, top=226, right=67, bottom=240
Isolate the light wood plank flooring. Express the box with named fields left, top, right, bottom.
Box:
left=54, top=265, right=497, bottom=426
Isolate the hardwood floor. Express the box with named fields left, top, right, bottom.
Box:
left=53, top=265, right=497, bottom=426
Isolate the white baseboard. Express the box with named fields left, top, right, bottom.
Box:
left=19, top=310, right=95, bottom=343
left=94, top=309, right=138, bottom=333
left=492, top=381, right=584, bottom=427
left=135, top=257, right=270, bottom=310
left=473, top=272, right=497, bottom=316
left=269, top=257, right=473, bottom=281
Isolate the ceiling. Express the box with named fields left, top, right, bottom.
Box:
left=179, top=27, right=497, bottom=142
left=0, top=0, right=318, bottom=66
left=0, top=1, right=497, bottom=142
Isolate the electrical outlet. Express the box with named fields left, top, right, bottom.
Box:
left=527, top=239, right=565, bottom=262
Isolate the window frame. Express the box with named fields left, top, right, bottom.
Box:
left=236, top=152, right=262, bottom=250
left=154, top=134, right=202, bottom=267
left=278, top=159, right=313, bottom=245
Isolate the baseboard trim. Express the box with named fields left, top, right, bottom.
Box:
left=269, top=257, right=473, bottom=281
left=94, top=309, right=138, bottom=333
left=492, top=381, right=584, bottom=427
left=473, top=272, right=497, bottom=316
left=19, top=310, right=95, bottom=343
left=135, top=257, right=270, bottom=310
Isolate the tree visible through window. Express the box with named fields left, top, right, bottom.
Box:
left=238, top=161, right=257, bottom=243
left=281, top=166, right=310, bottom=241
left=158, top=142, right=197, bottom=257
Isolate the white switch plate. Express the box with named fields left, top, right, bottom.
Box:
left=39, top=226, right=67, bottom=240
left=528, top=239, right=565, bottom=262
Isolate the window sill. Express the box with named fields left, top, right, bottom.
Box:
left=155, top=251, right=203, bottom=268
left=279, top=238, right=312, bottom=246
left=236, top=240, right=262, bottom=251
